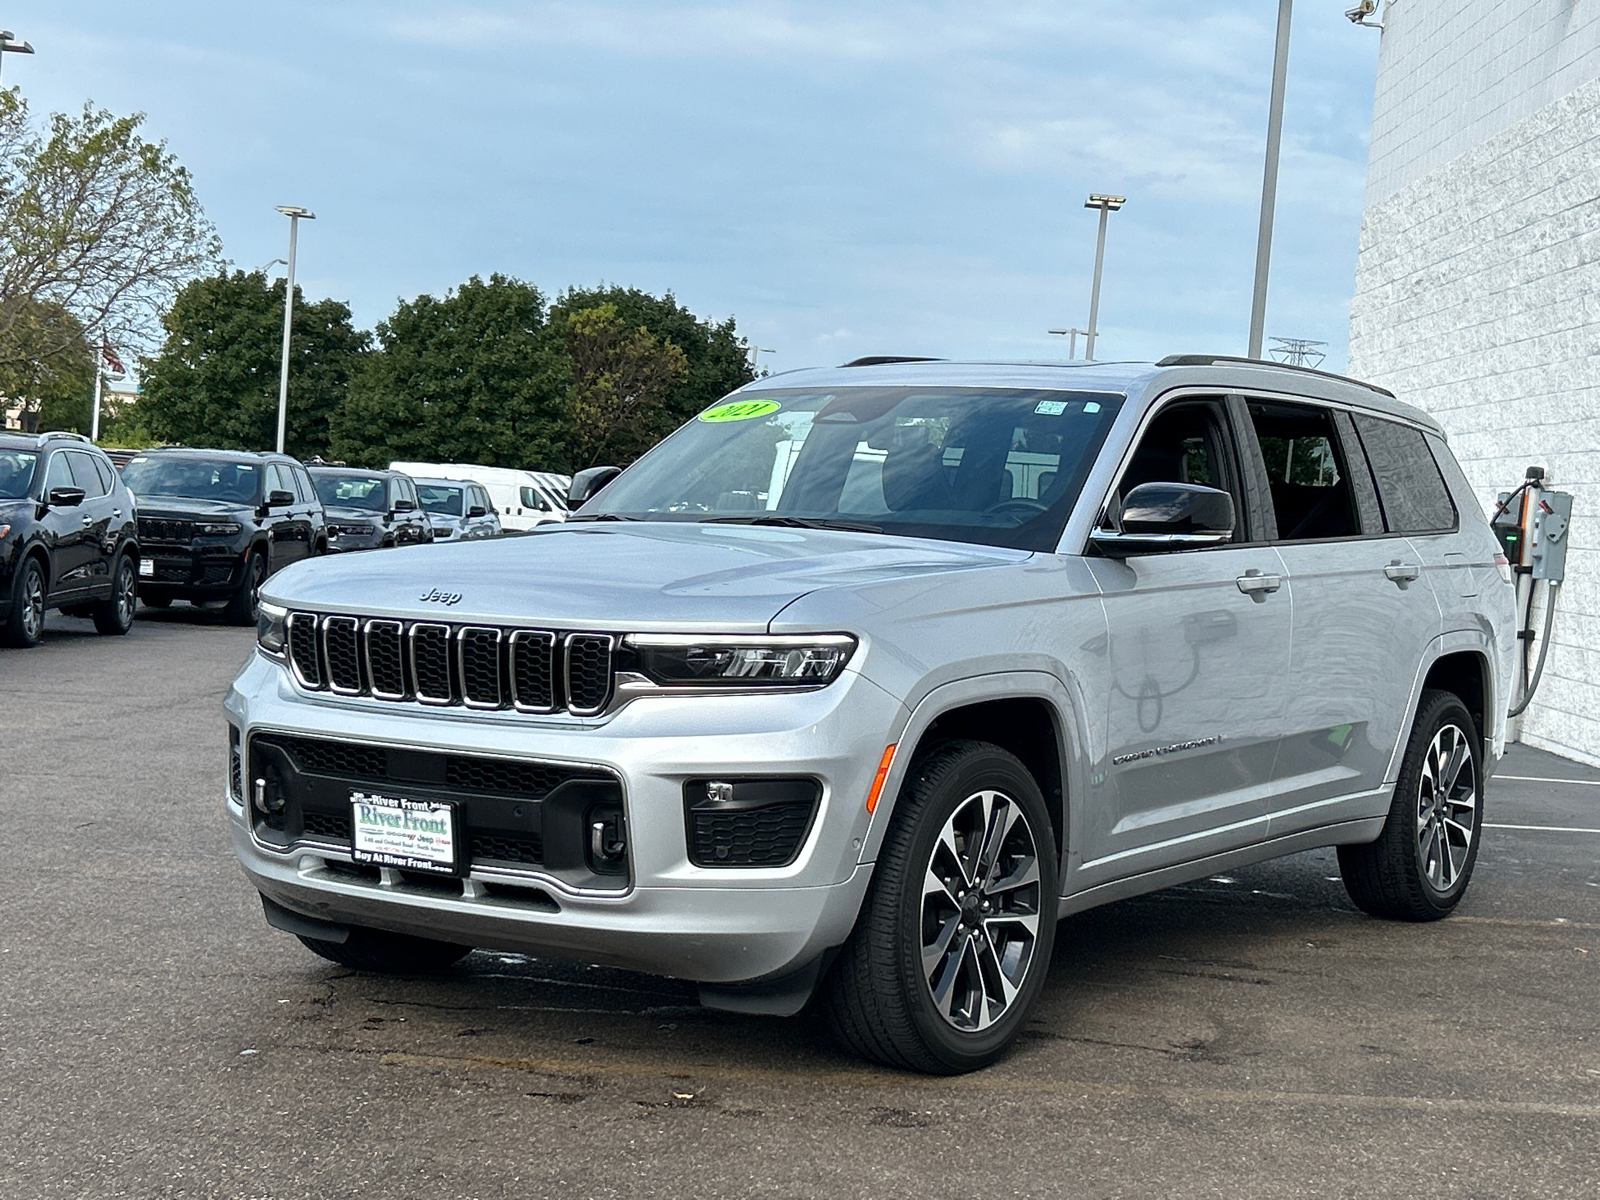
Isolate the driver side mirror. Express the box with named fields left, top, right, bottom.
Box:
left=1090, top=482, right=1235, bottom=558
left=569, top=466, right=622, bottom=509
left=392, top=498, right=415, bottom=513
left=266, top=489, right=296, bottom=509
left=46, top=486, right=86, bottom=509
left=467, top=504, right=487, bottom=518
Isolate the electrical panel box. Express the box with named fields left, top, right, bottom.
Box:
left=1529, top=491, right=1572, bottom=582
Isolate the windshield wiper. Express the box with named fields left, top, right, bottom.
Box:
left=565, top=512, right=642, bottom=522
left=702, top=515, right=883, bottom=533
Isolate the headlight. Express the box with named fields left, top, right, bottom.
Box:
left=196, top=520, right=243, bottom=536
left=330, top=522, right=375, bottom=537
left=623, top=634, right=856, bottom=687
left=256, top=601, right=288, bottom=657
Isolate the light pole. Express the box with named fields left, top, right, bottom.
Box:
left=273, top=206, right=314, bottom=455
left=1048, top=327, right=1088, bottom=359
left=0, top=30, right=36, bottom=87
left=750, top=346, right=775, bottom=373
left=1248, top=0, right=1294, bottom=360
left=1083, top=194, right=1125, bottom=361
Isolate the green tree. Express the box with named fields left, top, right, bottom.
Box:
left=331, top=274, right=564, bottom=468
left=560, top=303, right=690, bottom=469
left=548, top=285, right=754, bottom=428
left=137, top=270, right=367, bottom=457
left=0, top=299, right=93, bottom=432
left=0, top=89, right=219, bottom=388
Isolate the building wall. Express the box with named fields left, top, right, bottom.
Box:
left=1350, top=17, right=1600, bottom=765
left=1368, top=0, right=1600, bottom=203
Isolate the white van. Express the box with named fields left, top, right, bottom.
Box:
left=388, top=463, right=570, bottom=532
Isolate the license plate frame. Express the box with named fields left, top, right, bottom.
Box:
left=138, top=557, right=154, bottom=578
left=349, top=790, right=460, bottom=875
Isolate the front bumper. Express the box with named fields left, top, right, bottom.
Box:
left=325, top=527, right=385, bottom=552
left=139, top=541, right=248, bottom=596
left=225, top=651, right=902, bottom=985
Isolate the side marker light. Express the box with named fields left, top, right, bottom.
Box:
left=865, top=744, right=897, bottom=814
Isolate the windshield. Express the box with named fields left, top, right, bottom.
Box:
left=313, top=472, right=388, bottom=511
left=417, top=484, right=464, bottom=516
left=583, top=387, right=1125, bottom=550
left=122, top=457, right=262, bottom=504
left=0, top=450, right=38, bottom=500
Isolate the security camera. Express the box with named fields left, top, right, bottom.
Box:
left=1346, top=0, right=1383, bottom=26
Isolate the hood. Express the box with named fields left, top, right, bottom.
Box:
left=324, top=505, right=385, bottom=522
left=261, top=520, right=1028, bottom=631
left=132, top=495, right=256, bottom=520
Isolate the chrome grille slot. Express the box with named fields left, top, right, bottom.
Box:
left=509, top=630, right=556, bottom=712
left=565, top=634, right=614, bottom=716
left=322, top=616, right=364, bottom=695
left=364, top=620, right=407, bottom=699
left=286, top=612, right=323, bottom=689
left=410, top=623, right=455, bottom=704
left=458, top=626, right=505, bottom=709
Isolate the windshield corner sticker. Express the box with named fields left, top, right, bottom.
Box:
left=699, top=399, right=781, bottom=423
left=1034, top=400, right=1069, bottom=416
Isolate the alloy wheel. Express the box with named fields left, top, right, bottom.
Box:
left=20, top=566, right=44, bottom=641
left=116, top=562, right=136, bottom=626
left=1415, top=722, right=1477, bottom=894
left=921, top=789, right=1043, bottom=1032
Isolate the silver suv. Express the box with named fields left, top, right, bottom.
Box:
left=227, top=356, right=1515, bottom=1073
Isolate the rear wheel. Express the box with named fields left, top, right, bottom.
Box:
left=1, top=556, right=47, bottom=648
left=224, top=550, right=265, bottom=626
left=91, top=554, right=137, bottom=636
left=1339, top=689, right=1482, bottom=921
left=297, top=927, right=472, bottom=974
left=823, top=741, right=1057, bottom=1073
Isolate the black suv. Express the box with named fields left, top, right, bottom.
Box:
left=121, top=448, right=326, bottom=624
left=0, top=432, right=140, bottom=647
left=307, top=467, right=433, bottom=552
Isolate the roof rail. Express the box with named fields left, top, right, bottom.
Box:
left=36, top=430, right=93, bottom=444
left=838, top=356, right=945, bottom=368
left=1155, top=354, right=1395, bottom=399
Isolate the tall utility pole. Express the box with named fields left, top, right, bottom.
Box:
left=1248, top=0, right=1294, bottom=360
left=1048, top=327, right=1088, bottom=359
left=0, top=30, right=35, bottom=87
left=273, top=206, right=314, bottom=455
left=1083, top=194, right=1125, bottom=361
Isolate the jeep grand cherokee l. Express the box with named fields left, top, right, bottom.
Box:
left=226, top=356, right=1515, bottom=1073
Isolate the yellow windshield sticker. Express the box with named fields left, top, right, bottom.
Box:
left=699, top=399, right=781, bottom=423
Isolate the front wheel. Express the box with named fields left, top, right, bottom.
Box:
left=92, top=554, right=137, bottom=636
left=297, top=927, right=472, bottom=974
left=823, top=740, right=1057, bottom=1073
left=1, top=556, right=48, bottom=648
left=1339, top=689, right=1483, bottom=921
left=224, top=550, right=265, bottom=626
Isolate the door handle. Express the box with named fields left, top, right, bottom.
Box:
left=1384, top=561, right=1421, bottom=587
left=81, top=515, right=94, bottom=526
left=1236, top=569, right=1282, bottom=601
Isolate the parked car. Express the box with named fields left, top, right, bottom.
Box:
left=121, top=448, right=324, bottom=624
left=388, top=462, right=568, bottom=531
left=413, top=477, right=502, bottom=542
left=0, top=431, right=140, bottom=647
left=227, top=355, right=1515, bottom=1073
left=308, top=467, right=432, bottom=552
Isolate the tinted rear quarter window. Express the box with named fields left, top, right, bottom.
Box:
left=1351, top=415, right=1457, bottom=534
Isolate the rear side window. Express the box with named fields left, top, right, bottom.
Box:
left=1246, top=401, right=1360, bottom=541
left=65, top=451, right=109, bottom=497
left=1351, top=415, right=1457, bottom=534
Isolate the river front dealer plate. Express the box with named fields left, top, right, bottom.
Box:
left=350, top=791, right=459, bottom=874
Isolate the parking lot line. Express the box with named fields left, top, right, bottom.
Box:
left=1484, top=822, right=1600, bottom=834
left=1496, top=774, right=1600, bottom=786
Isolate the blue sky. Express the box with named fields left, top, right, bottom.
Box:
left=7, top=1, right=1382, bottom=373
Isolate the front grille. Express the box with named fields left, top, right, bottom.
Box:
left=139, top=517, right=194, bottom=544
left=283, top=612, right=621, bottom=716
left=690, top=801, right=815, bottom=867
left=200, top=562, right=233, bottom=584
left=470, top=832, right=544, bottom=865
left=304, top=811, right=352, bottom=840
left=229, top=726, right=242, bottom=802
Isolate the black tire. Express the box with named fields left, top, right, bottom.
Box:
left=1, top=555, right=48, bottom=649
left=1339, top=689, right=1483, bottom=921
left=297, top=927, right=472, bottom=974
left=91, top=554, right=137, bottom=636
left=141, top=593, right=172, bottom=609
left=822, top=740, right=1057, bottom=1074
left=224, top=550, right=266, bottom=626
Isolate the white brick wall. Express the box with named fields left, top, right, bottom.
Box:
left=1351, top=69, right=1600, bottom=766
left=1368, top=0, right=1600, bottom=203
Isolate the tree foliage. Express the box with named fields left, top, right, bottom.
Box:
left=0, top=89, right=219, bottom=384
left=137, top=270, right=367, bottom=457
left=0, top=298, right=93, bottom=431
left=560, top=304, right=688, bottom=469
left=331, top=274, right=561, bottom=468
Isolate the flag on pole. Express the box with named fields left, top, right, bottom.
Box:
left=100, top=340, right=125, bottom=376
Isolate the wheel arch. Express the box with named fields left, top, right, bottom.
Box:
left=1386, top=633, right=1499, bottom=784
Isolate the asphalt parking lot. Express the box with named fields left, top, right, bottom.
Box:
left=3, top=607, right=1599, bottom=1199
